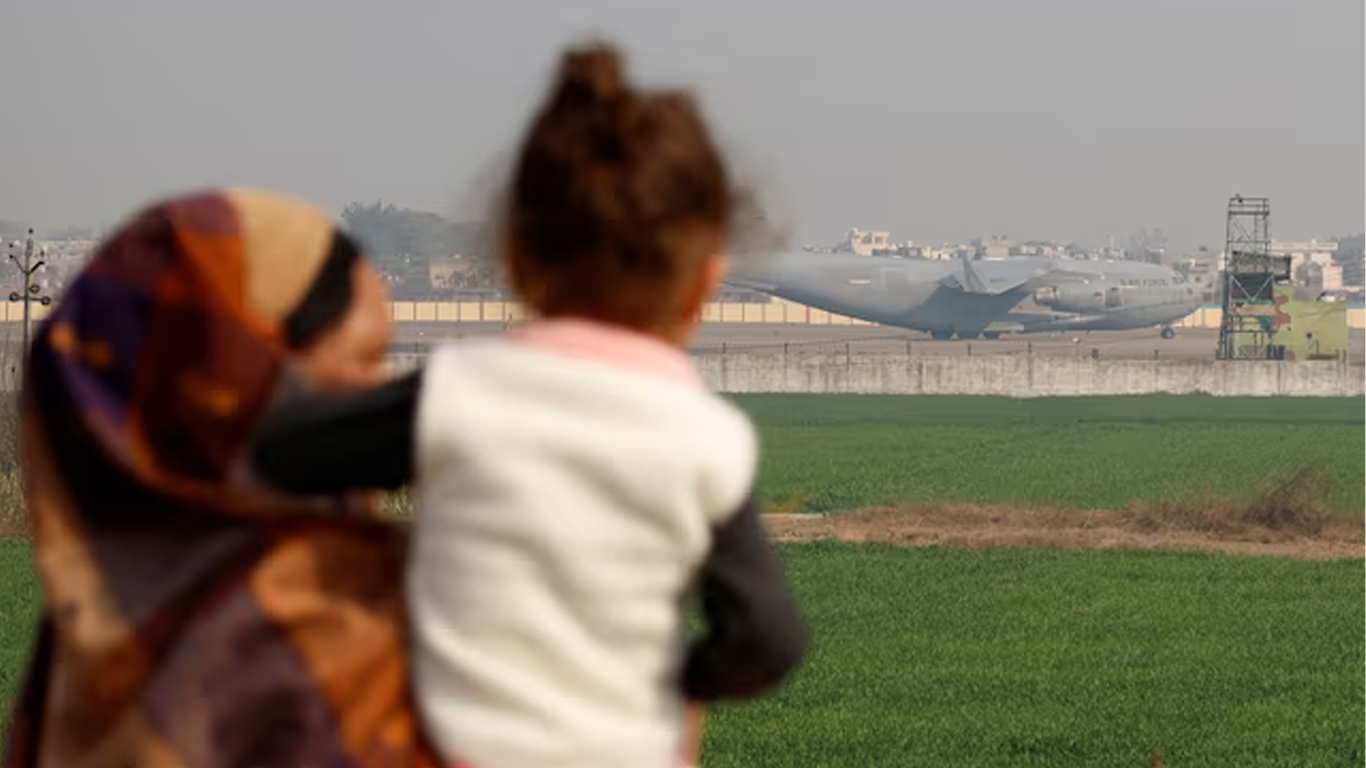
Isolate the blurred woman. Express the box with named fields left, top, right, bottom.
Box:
left=2, top=189, right=438, bottom=767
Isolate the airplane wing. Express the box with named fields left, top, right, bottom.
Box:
left=938, top=256, right=1103, bottom=296
left=722, top=274, right=781, bottom=293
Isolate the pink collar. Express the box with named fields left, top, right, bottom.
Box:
left=510, top=319, right=703, bottom=389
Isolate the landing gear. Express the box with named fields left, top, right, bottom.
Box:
left=930, top=330, right=953, bottom=341
left=1160, top=326, right=1175, bottom=340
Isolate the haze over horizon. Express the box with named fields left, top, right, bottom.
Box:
left=0, top=0, right=1361, bottom=253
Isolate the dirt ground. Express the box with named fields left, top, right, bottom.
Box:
left=762, top=505, right=1366, bottom=561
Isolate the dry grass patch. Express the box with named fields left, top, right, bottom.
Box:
left=1127, top=465, right=1334, bottom=538
left=764, top=473, right=1364, bottom=561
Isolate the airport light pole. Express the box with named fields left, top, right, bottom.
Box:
left=8, top=229, right=51, bottom=367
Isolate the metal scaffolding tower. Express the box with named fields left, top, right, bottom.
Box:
left=1216, top=196, right=1291, bottom=360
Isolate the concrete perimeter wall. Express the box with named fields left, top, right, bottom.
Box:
left=694, top=353, right=1365, bottom=397
left=388, top=352, right=1364, bottom=397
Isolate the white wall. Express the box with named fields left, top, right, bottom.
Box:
left=388, top=352, right=1364, bottom=397
left=695, top=353, right=1364, bottom=397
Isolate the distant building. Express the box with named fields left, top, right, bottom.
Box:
left=973, top=235, right=1011, bottom=259
left=1294, top=261, right=1345, bottom=292
left=1174, top=253, right=1222, bottom=302
left=1274, top=240, right=1335, bottom=282
left=429, top=255, right=467, bottom=289
left=1007, top=241, right=1068, bottom=258
left=1322, top=264, right=1344, bottom=291
left=1272, top=239, right=1338, bottom=258
left=1275, top=240, right=1341, bottom=291
left=429, top=254, right=500, bottom=295
left=916, top=246, right=959, bottom=261
left=836, top=228, right=894, bottom=256
left=1339, top=258, right=1365, bottom=289
left=38, top=239, right=98, bottom=259
left=1138, top=247, right=1166, bottom=265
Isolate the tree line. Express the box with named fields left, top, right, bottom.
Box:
left=338, top=201, right=497, bottom=299
left=337, top=198, right=789, bottom=300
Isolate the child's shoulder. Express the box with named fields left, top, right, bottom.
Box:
left=687, top=391, right=759, bottom=519
left=418, top=333, right=754, bottom=451
left=690, top=389, right=756, bottom=452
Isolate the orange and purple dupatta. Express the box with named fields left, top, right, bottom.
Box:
left=2, top=189, right=437, bottom=768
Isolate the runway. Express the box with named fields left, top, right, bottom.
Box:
left=393, top=322, right=1365, bottom=361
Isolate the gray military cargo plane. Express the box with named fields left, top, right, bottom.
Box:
left=725, top=251, right=1203, bottom=340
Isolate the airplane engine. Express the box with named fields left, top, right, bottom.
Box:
left=1034, top=283, right=1109, bottom=313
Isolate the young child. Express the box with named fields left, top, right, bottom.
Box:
left=251, top=40, right=806, bottom=768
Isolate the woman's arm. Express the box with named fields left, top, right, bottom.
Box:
left=680, top=497, right=808, bottom=702
left=249, top=370, right=422, bottom=494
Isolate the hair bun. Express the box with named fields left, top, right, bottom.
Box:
left=557, top=42, right=627, bottom=104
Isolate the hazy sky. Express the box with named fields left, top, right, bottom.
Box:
left=1, top=0, right=1361, bottom=253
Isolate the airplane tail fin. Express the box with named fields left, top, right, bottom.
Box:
left=959, top=252, right=990, bottom=293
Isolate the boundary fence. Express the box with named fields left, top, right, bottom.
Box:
left=2, top=300, right=1363, bottom=329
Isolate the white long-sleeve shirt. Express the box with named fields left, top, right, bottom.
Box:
left=407, top=321, right=805, bottom=768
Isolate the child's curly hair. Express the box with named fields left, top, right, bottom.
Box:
left=498, top=40, right=751, bottom=331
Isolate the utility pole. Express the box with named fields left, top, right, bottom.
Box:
left=8, top=229, right=52, bottom=366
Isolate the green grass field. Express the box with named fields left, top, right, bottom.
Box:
left=732, top=394, right=1365, bottom=513
left=2, top=541, right=1359, bottom=765
left=0, top=542, right=39, bottom=704
left=702, top=543, right=1365, bottom=768
left=0, top=394, right=1362, bottom=764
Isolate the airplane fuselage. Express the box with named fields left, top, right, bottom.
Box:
left=726, top=252, right=1202, bottom=337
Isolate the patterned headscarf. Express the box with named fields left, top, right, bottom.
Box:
left=3, top=189, right=437, bottom=767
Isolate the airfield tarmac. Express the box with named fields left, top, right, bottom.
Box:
left=394, top=322, right=1366, bottom=361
